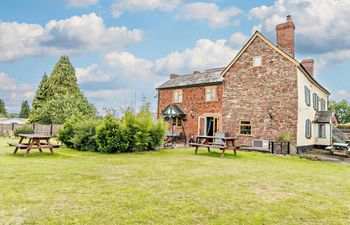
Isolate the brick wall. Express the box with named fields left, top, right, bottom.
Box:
left=158, top=84, right=223, bottom=138
left=222, top=36, right=299, bottom=153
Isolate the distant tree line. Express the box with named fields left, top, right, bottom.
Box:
left=0, top=99, right=30, bottom=118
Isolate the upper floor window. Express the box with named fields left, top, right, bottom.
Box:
left=313, top=93, right=319, bottom=110
left=305, top=119, right=312, bottom=139
left=253, top=56, right=262, bottom=67
left=320, top=99, right=326, bottom=111
left=173, top=90, right=182, bottom=103
left=240, top=120, right=252, bottom=135
left=205, top=87, right=216, bottom=102
left=304, top=86, right=311, bottom=106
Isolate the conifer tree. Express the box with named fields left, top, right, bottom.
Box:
left=32, top=73, right=50, bottom=110
left=29, top=56, right=95, bottom=124
left=0, top=99, right=7, bottom=116
left=19, top=100, right=30, bottom=118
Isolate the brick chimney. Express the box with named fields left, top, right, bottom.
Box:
left=301, top=59, right=314, bottom=76
left=169, top=73, right=179, bottom=79
left=193, top=71, right=200, bottom=74
left=276, top=15, right=295, bottom=58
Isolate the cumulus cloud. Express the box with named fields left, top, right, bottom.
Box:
left=249, top=0, right=350, bottom=66
left=154, top=39, right=238, bottom=74
left=0, top=13, right=143, bottom=62
left=337, top=90, right=350, bottom=100
left=67, top=0, right=98, bottom=8
left=111, top=0, right=181, bottom=18
left=0, top=72, right=17, bottom=91
left=0, top=72, right=35, bottom=112
left=76, top=64, right=110, bottom=84
left=176, top=2, right=241, bottom=28
left=227, top=32, right=249, bottom=49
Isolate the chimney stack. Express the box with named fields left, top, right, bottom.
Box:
left=301, top=59, right=314, bottom=76
left=193, top=71, right=200, bottom=74
left=169, top=73, right=179, bottom=79
left=276, top=15, right=295, bottom=58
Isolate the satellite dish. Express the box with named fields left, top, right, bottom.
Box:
left=164, top=115, right=170, bottom=121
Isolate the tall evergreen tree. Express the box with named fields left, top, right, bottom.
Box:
left=19, top=100, right=30, bottom=118
left=29, top=56, right=95, bottom=124
left=0, top=99, right=7, bottom=116
left=32, top=73, right=50, bottom=110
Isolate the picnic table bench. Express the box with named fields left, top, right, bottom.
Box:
left=8, top=134, right=60, bottom=157
left=326, top=143, right=350, bottom=155
left=190, top=135, right=238, bottom=157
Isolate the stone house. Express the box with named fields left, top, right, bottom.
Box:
left=157, top=16, right=332, bottom=154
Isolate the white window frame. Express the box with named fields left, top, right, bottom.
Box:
left=253, top=56, right=262, bottom=67
left=173, top=90, right=182, bottom=103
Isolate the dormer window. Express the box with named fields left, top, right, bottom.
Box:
left=253, top=56, right=262, bottom=67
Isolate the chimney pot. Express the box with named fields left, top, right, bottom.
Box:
left=301, top=59, right=314, bottom=77
left=193, top=71, right=200, bottom=74
left=276, top=15, right=295, bottom=58
left=170, top=73, right=179, bottom=79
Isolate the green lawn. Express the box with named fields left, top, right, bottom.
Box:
left=1, top=138, right=350, bottom=225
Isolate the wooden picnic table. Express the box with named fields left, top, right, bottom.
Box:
left=190, top=135, right=237, bottom=157
left=8, top=134, right=60, bottom=157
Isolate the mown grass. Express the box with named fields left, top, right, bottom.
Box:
left=0, top=137, right=350, bottom=224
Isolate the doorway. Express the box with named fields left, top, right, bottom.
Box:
left=206, top=117, right=219, bottom=136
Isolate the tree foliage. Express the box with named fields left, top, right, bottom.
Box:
left=329, top=100, right=350, bottom=124
left=19, top=100, right=30, bottom=118
left=0, top=99, right=7, bottom=116
left=29, top=56, right=95, bottom=124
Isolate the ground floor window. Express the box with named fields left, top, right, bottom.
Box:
left=318, top=124, right=326, bottom=138
left=240, top=120, right=252, bottom=135
left=172, top=117, right=183, bottom=128
left=305, top=119, right=312, bottom=139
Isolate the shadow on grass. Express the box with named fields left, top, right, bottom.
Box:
left=192, top=148, right=242, bottom=159
left=5, top=150, right=73, bottom=159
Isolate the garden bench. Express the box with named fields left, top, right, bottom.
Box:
left=190, top=135, right=238, bottom=157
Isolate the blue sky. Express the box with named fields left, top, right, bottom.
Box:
left=0, top=0, right=349, bottom=114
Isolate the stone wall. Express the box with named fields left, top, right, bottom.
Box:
left=158, top=84, right=223, bottom=138
left=222, top=36, right=299, bottom=153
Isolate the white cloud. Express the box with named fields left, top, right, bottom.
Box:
left=0, top=13, right=143, bottom=62
left=111, top=0, right=181, bottom=18
left=154, top=39, right=238, bottom=74
left=85, top=89, right=131, bottom=98
left=76, top=64, right=110, bottom=83
left=0, top=72, right=17, bottom=91
left=176, top=2, right=241, bottom=28
left=337, top=90, right=350, bottom=100
left=67, top=0, right=98, bottom=8
left=249, top=0, right=350, bottom=63
left=227, top=32, right=249, bottom=49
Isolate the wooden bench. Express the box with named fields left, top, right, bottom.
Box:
left=8, top=142, right=29, bottom=149
left=326, top=143, right=350, bottom=155
left=191, top=136, right=237, bottom=157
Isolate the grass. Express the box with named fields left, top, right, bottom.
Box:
left=1, top=138, right=350, bottom=224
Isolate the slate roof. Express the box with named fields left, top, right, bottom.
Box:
left=315, top=111, right=333, bottom=123
left=157, top=67, right=225, bottom=89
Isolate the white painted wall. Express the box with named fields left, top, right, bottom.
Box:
left=296, top=68, right=331, bottom=147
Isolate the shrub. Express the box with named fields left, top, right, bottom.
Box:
left=14, top=125, right=34, bottom=136
left=96, top=115, right=128, bottom=153
left=275, top=133, right=293, bottom=142
left=58, top=113, right=84, bottom=148
left=70, top=118, right=100, bottom=151
left=121, top=103, right=166, bottom=151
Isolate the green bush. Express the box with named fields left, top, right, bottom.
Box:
left=58, top=114, right=84, bottom=148
left=70, top=118, right=100, bottom=151
left=14, top=125, right=34, bottom=136
left=121, top=103, right=166, bottom=151
left=96, top=115, right=128, bottom=153
left=275, top=133, right=293, bottom=142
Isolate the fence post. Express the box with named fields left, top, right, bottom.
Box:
left=11, top=123, right=14, bottom=131
left=50, top=124, right=53, bottom=136
left=288, top=142, right=290, bottom=155
left=271, top=141, right=274, bottom=154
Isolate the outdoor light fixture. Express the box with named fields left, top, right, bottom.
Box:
left=268, top=107, right=273, bottom=120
